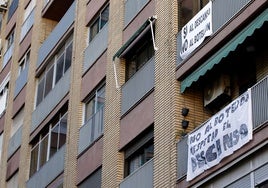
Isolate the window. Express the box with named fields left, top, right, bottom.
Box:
left=127, top=141, right=153, bottom=175
left=36, top=36, right=73, bottom=107
left=0, top=74, right=10, bottom=116
left=84, top=84, right=105, bottom=123
left=89, top=4, right=109, bottom=42
left=83, top=83, right=105, bottom=142
left=124, top=128, right=154, bottom=176
left=125, top=32, right=154, bottom=81
left=18, top=49, right=30, bottom=76
left=3, top=29, right=15, bottom=66
left=6, top=30, right=14, bottom=50
left=30, top=112, right=67, bottom=177
left=20, top=0, right=36, bottom=41
left=178, top=0, right=209, bottom=29
left=78, top=168, right=102, bottom=188
left=11, top=107, right=24, bottom=137
left=24, top=0, right=36, bottom=21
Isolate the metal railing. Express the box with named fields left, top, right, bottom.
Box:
left=177, top=76, right=268, bottom=179
left=78, top=105, right=104, bottom=154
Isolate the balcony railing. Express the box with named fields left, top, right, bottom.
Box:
left=20, top=8, right=35, bottom=42
left=7, top=126, right=22, bottom=158
left=42, top=0, right=74, bottom=21
left=31, top=69, right=71, bottom=133
left=78, top=105, right=104, bottom=154
left=177, top=76, right=268, bottom=179
left=124, top=0, right=149, bottom=26
left=83, top=23, right=108, bottom=73
left=7, top=0, right=19, bottom=21
left=120, top=159, right=153, bottom=188
left=26, top=145, right=65, bottom=188
left=37, top=1, right=75, bottom=69
left=177, top=0, right=252, bottom=64
left=121, top=57, right=155, bottom=116
left=14, top=64, right=29, bottom=98
left=3, top=43, right=14, bottom=67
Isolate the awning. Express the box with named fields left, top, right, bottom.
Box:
left=180, top=8, right=268, bottom=93
left=112, top=16, right=156, bottom=61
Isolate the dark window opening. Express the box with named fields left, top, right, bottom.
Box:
left=125, top=32, right=154, bottom=81
left=124, top=127, right=154, bottom=177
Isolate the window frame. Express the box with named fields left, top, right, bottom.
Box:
left=125, top=31, right=154, bottom=81
left=6, top=30, right=14, bottom=50
left=35, top=36, right=73, bottom=107
left=18, top=49, right=30, bottom=76
left=124, top=128, right=154, bottom=177
left=126, top=140, right=154, bottom=175
left=178, top=0, right=209, bottom=29
left=88, top=4, right=109, bottom=43
left=29, top=112, right=68, bottom=177
left=0, top=73, right=10, bottom=116
left=83, top=82, right=105, bottom=124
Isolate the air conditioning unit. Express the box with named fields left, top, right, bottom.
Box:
left=204, top=74, right=231, bottom=108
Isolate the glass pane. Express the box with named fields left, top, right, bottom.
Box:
left=179, top=0, right=194, bottom=28
left=125, top=60, right=137, bottom=81
left=144, top=144, right=154, bottom=162
left=64, top=42, right=73, bottom=73
left=50, top=124, right=59, bottom=158
left=30, top=144, right=39, bottom=177
left=39, top=135, right=48, bottom=168
left=90, top=18, right=99, bottom=42
left=36, top=77, right=45, bottom=106
left=59, top=114, right=67, bottom=148
left=137, top=47, right=148, bottom=69
left=129, top=155, right=143, bottom=174
left=85, top=100, right=95, bottom=121
left=55, top=54, right=64, bottom=83
left=100, top=5, right=109, bottom=29
left=26, top=51, right=30, bottom=66
left=96, top=86, right=105, bottom=111
left=44, top=64, right=54, bottom=98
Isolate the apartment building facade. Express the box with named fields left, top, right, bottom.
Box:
left=0, top=0, right=266, bottom=188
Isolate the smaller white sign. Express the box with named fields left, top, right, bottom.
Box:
left=180, top=1, right=213, bottom=60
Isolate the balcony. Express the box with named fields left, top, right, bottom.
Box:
left=177, top=76, right=268, bottom=180
left=83, top=23, right=108, bottom=73
left=3, top=43, right=14, bottom=68
left=14, top=64, right=28, bottom=98
left=7, top=0, right=18, bottom=21
left=121, top=57, right=155, bottom=116
left=37, top=1, right=75, bottom=69
left=124, top=0, right=149, bottom=26
left=120, top=159, right=153, bottom=188
left=31, top=69, right=70, bottom=133
left=42, top=0, right=75, bottom=21
left=177, top=0, right=251, bottom=64
left=78, top=105, right=104, bottom=154
left=20, top=8, right=35, bottom=42
left=7, top=126, right=22, bottom=158
left=26, top=145, right=65, bottom=188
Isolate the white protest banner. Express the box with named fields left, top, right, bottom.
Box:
left=187, top=90, right=253, bottom=181
left=180, top=1, right=213, bottom=60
